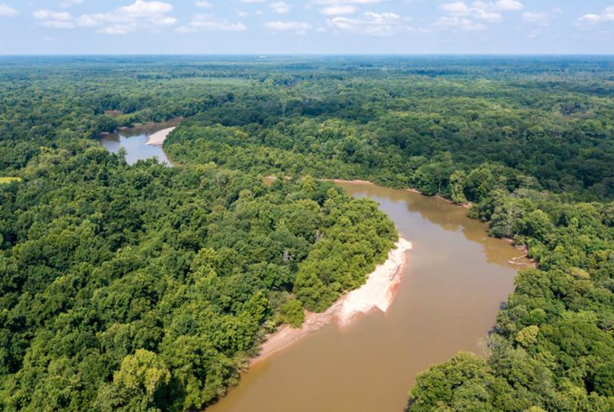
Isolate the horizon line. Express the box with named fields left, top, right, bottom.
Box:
left=2, top=53, right=614, bottom=58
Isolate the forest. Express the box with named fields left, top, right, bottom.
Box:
left=1, top=56, right=614, bottom=411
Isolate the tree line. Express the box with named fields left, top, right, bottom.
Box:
left=161, top=58, right=614, bottom=411
left=1, top=56, right=614, bottom=411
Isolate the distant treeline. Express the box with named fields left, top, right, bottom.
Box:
left=0, top=59, right=397, bottom=411
left=1, top=57, right=613, bottom=411
left=162, top=59, right=614, bottom=411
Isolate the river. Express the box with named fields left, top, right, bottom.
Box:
left=100, top=123, right=531, bottom=412
left=100, top=120, right=180, bottom=166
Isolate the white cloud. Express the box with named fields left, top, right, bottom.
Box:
left=440, top=2, right=471, bottom=16
left=473, top=8, right=501, bottom=22
left=578, top=5, right=614, bottom=25
left=178, top=13, right=246, bottom=32
left=329, top=11, right=411, bottom=36
left=34, top=9, right=75, bottom=28
left=313, top=0, right=381, bottom=4
left=522, top=11, right=549, bottom=26
left=60, top=0, right=83, bottom=8
left=265, top=20, right=311, bottom=34
left=195, top=1, right=212, bottom=8
left=492, top=0, right=523, bottom=12
left=440, top=2, right=501, bottom=21
left=33, top=10, right=72, bottom=21
left=33, top=1, right=177, bottom=34
left=439, top=0, right=523, bottom=27
left=0, top=4, right=18, bottom=17
left=442, top=1, right=523, bottom=15
left=321, top=5, right=357, bottom=15
left=116, top=0, right=172, bottom=18
left=270, top=1, right=291, bottom=14
left=435, top=16, right=486, bottom=31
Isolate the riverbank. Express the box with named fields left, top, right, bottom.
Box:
left=331, top=180, right=534, bottom=267
left=327, top=179, right=474, bottom=209
left=146, top=126, right=176, bottom=146
left=251, top=238, right=412, bottom=365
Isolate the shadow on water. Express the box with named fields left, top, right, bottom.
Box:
left=404, top=398, right=416, bottom=412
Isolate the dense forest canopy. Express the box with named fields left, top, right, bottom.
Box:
left=0, top=148, right=396, bottom=411
left=1, top=56, right=614, bottom=411
left=3, top=56, right=614, bottom=201
left=0, top=57, right=400, bottom=411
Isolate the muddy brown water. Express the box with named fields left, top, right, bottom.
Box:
left=208, top=182, right=531, bottom=412
left=99, top=132, right=530, bottom=412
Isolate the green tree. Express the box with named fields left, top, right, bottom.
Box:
left=96, top=350, right=170, bottom=412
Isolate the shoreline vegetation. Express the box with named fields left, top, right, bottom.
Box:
left=4, top=57, right=613, bottom=412
left=106, top=134, right=531, bottom=373
left=158, top=93, right=609, bottom=412
left=251, top=238, right=412, bottom=365
left=126, top=161, right=531, bottom=368
left=0, top=151, right=399, bottom=411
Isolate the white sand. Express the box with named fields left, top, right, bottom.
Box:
left=337, top=238, right=412, bottom=326
left=146, top=127, right=176, bottom=146
left=251, top=238, right=412, bottom=364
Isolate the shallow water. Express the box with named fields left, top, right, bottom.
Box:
left=208, top=182, right=530, bottom=412
left=100, top=120, right=178, bottom=166
left=99, top=133, right=530, bottom=412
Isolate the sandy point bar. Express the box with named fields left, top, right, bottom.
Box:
left=251, top=238, right=412, bottom=365
left=146, top=127, right=176, bottom=146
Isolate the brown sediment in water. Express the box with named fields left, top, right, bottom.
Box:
left=251, top=238, right=412, bottom=365
left=330, top=181, right=534, bottom=268
left=97, top=139, right=534, bottom=412
left=328, top=180, right=474, bottom=209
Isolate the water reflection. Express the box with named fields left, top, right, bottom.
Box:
left=349, top=184, right=527, bottom=270
left=100, top=120, right=180, bottom=166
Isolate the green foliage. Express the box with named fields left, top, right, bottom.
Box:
left=516, top=325, right=539, bottom=347
left=279, top=298, right=305, bottom=328
left=593, top=363, right=614, bottom=397
left=0, top=148, right=395, bottom=411
left=95, top=350, right=170, bottom=412
left=409, top=353, right=495, bottom=412
left=156, top=58, right=614, bottom=411
left=1, top=56, right=614, bottom=411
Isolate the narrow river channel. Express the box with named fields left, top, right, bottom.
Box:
left=100, top=120, right=179, bottom=166
left=101, top=123, right=531, bottom=412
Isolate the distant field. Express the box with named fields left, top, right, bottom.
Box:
left=0, top=177, right=21, bottom=184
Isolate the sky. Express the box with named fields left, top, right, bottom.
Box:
left=0, top=0, right=612, bottom=55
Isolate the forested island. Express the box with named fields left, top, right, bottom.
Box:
left=1, top=56, right=614, bottom=411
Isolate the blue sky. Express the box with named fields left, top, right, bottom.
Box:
left=0, top=0, right=612, bottom=54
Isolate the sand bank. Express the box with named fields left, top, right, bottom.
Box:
left=146, top=127, right=176, bottom=146
left=327, top=179, right=374, bottom=185
left=251, top=238, right=412, bottom=365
